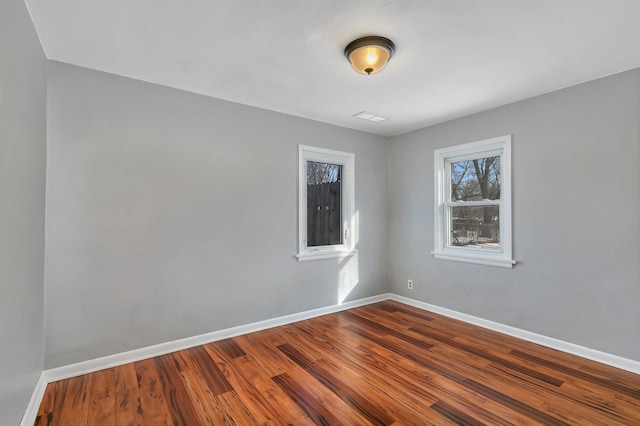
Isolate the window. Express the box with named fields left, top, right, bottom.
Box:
left=433, top=135, right=515, bottom=268
left=298, top=145, right=356, bottom=261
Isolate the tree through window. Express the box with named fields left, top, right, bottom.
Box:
left=433, top=136, right=515, bottom=268
left=449, top=156, right=501, bottom=248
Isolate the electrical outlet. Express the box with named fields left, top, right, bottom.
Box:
left=407, top=279, right=413, bottom=290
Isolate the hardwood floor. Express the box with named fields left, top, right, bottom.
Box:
left=35, top=301, right=640, bottom=425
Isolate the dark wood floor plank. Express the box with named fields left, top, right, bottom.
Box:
left=204, top=346, right=274, bottom=425
left=47, top=379, right=70, bottom=425
left=410, top=323, right=565, bottom=387
left=467, top=325, right=596, bottom=370
left=313, top=356, right=453, bottom=426
left=234, top=330, right=299, bottom=377
left=339, top=309, right=435, bottom=351
left=559, top=378, right=640, bottom=418
left=464, top=378, right=570, bottom=426
left=278, top=342, right=399, bottom=425
left=205, top=339, right=314, bottom=425
left=34, top=382, right=56, bottom=425
left=376, top=300, right=438, bottom=322
left=301, top=317, right=440, bottom=393
left=272, top=369, right=376, bottom=426
left=177, top=368, right=234, bottom=425
left=113, top=363, right=142, bottom=426
left=343, top=324, right=574, bottom=425
left=188, top=345, right=233, bottom=396
left=579, top=362, right=640, bottom=385
left=279, top=328, right=462, bottom=424
left=54, top=374, right=93, bottom=425
left=487, top=362, right=639, bottom=425
left=430, top=322, right=639, bottom=403
left=271, top=322, right=328, bottom=361
left=32, top=412, right=53, bottom=426
left=87, top=368, right=115, bottom=425
left=427, top=345, right=631, bottom=426
left=422, top=336, right=626, bottom=426
left=214, top=338, right=246, bottom=359
left=35, top=300, right=640, bottom=425
left=511, top=349, right=640, bottom=399
left=245, top=324, right=383, bottom=424
left=354, top=337, right=538, bottom=425
left=430, top=400, right=489, bottom=426
left=213, top=391, right=260, bottom=425
left=291, top=318, right=465, bottom=425
left=134, top=358, right=172, bottom=425
left=362, top=302, right=438, bottom=325
left=271, top=372, right=345, bottom=426
left=235, top=354, right=318, bottom=424
left=218, top=338, right=318, bottom=425
left=153, top=353, right=201, bottom=425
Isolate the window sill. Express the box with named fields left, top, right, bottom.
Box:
left=296, top=249, right=357, bottom=262
left=431, top=251, right=516, bottom=268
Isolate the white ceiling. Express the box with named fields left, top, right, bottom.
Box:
left=26, top=0, right=640, bottom=137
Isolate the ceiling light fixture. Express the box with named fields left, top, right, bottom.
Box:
left=344, top=36, right=395, bottom=75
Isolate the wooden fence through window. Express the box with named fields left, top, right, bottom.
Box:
left=307, top=181, right=342, bottom=246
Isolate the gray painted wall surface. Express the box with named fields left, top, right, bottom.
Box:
left=389, top=69, right=640, bottom=361
left=45, top=62, right=389, bottom=368
left=0, top=0, right=47, bottom=422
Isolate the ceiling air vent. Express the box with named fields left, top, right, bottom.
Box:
left=352, top=111, right=387, bottom=123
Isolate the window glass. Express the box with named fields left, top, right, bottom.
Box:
left=298, top=145, right=355, bottom=262
left=433, top=135, right=514, bottom=268
left=450, top=156, right=501, bottom=201
left=306, top=161, right=342, bottom=247
left=449, top=205, right=500, bottom=249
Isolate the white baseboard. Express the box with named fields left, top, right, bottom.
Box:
left=389, top=294, right=640, bottom=375
left=45, top=293, right=391, bottom=382
left=23, top=291, right=640, bottom=425
left=22, top=293, right=388, bottom=424
left=20, top=372, right=47, bottom=426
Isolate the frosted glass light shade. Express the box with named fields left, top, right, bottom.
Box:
left=344, top=36, right=395, bottom=75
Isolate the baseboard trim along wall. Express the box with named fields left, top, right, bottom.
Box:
left=389, top=294, right=640, bottom=375
left=20, top=372, right=47, bottom=426
left=22, top=292, right=640, bottom=424
left=45, top=293, right=390, bottom=382
left=19, top=293, right=389, bottom=425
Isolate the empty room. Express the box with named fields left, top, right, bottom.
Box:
left=2, top=0, right=639, bottom=424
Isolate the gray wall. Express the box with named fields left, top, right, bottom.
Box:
left=45, top=61, right=389, bottom=368
left=389, top=69, right=640, bottom=361
left=36, top=51, right=640, bottom=372
left=0, top=0, right=47, bottom=423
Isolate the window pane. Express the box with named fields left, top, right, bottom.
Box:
left=449, top=206, right=500, bottom=249
left=307, top=161, right=342, bottom=246
left=450, top=156, right=500, bottom=201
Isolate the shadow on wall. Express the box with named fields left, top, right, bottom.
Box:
left=338, top=210, right=360, bottom=303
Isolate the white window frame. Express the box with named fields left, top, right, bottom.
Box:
left=432, top=135, right=516, bottom=268
left=297, top=145, right=356, bottom=262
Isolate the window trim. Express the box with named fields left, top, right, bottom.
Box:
left=297, top=145, right=356, bottom=262
left=432, top=135, right=516, bottom=268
